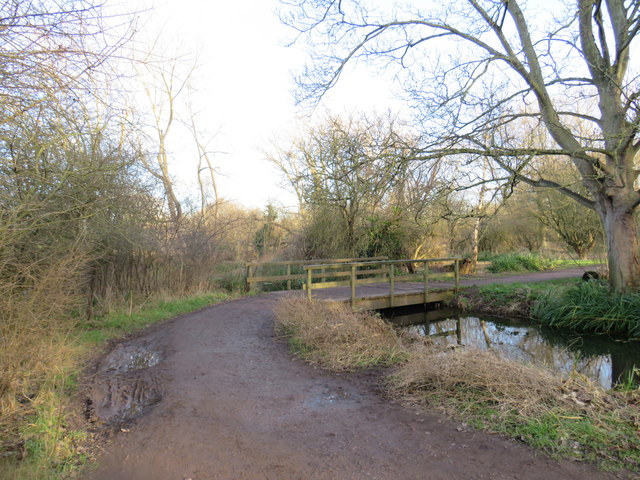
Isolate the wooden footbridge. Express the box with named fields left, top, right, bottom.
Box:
left=246, top=257, right=463, bottom=310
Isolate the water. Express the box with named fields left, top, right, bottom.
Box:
left=382, top=306, right=640, bottom=390
left=98, top=343, right=162, bottom=374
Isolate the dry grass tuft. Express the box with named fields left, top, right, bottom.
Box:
left=274, top=296, right=409, bottom=370
left=389, top=345, right=609, bottom=417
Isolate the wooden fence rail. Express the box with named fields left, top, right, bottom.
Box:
left=303, top=258, right=463, bottom=309
left=245, top=257, right=387, bottom=291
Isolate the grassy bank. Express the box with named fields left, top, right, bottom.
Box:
left=449, top=278, right=577, bottom=317
left=0, top=290, right=237, bottom=480
left=275, top=296, right=640, bottom=473
left=452, top=278, right=640, bottom=338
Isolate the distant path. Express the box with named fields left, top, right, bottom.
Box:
left=458, top=266, right=600, bottom=286
left=88, top=270, right=617, bottom=480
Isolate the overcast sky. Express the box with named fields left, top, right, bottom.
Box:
left=128, top=0, right=403, bottom=210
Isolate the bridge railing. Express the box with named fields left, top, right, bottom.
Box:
left=303, top=257, right=464, bottom=308
left=245, top=257, right=387, bottom=291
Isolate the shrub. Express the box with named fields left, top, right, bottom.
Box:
left=485, top=253, right=557, bottom=273
left=216, top=266, right=247, bottom=293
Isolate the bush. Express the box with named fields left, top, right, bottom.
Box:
left=484, top=252, right=557, bottom=273
left=216, top=266, right=247, bottom=293
left=533, top=281, right=640, bottom=337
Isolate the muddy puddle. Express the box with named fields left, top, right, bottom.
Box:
left=382, top=306, right=640, bottom=390
left=86, top=340, right=164, bottom=424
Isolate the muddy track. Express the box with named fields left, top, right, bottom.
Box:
left=86, top=289, right=619, bottom=480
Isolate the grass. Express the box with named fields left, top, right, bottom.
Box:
left=274, top=296, right=409, bottom=370
left=553, top=258, right=602, bottom=268
left=1, top=290, right=237, bottom=480
left=479, top=252, right=601, bottom=273
left=533, top=280, right=640, bottom=338
left=78, top=291, right=236, bottom=344
left=1, top=350, right=87, bottom=480
left=486, top=252, right=557, bottom=272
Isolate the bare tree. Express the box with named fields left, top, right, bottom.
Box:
left=533, top=188, right=602, bottom=259
left=284, top=0, right=640, bottom=291
left=186, top=101, right=222, bottom=217
left=269, top=112, right=417, bottom=255
left=138, top=58, right=196, bottom=225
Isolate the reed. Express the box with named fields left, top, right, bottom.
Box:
left=533, top=281, right=640, bottom=337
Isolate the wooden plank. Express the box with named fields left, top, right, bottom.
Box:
left=350, top=265, right=356, bottom=309
left=347, top=289, right=454, bottom=311
left=246, top=256, right=387, bottom=268
left=304, top=275, right=393, bottom=290
left=249, top=268, right=389, bottom=284
left=304, top=257, right=463, bottom=270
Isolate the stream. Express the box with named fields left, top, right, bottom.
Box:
left=382, top=306, right=640, bottom=390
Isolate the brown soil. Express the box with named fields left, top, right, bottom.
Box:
left=84, top=291, right=621, bottom=480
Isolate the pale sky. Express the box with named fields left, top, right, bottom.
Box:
left=129, top=0, right=403, bottom=210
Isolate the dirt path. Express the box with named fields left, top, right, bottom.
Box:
left=457, top=267, right=601, bottom=286
left=86, top=283, right=619, bottom=480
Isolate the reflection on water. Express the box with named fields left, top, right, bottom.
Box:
left=382, top=307, right=640, bottom=390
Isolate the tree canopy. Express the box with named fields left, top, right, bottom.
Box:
left=283, top=0, right=640, bottom=290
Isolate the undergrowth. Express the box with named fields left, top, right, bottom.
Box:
left=451, top=279, right=576, bottom=317
left=79, top=291, right=236, bottom=344
left=479, top=252, right=600, bottom=273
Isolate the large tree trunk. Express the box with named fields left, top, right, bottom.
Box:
left=597, top=199, right=640, bottom=292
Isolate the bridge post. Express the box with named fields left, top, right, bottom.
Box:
left=454, top=259, right=460, bottom=292
left=389, top=264, right=395, bottom=308
left=245, top=264, right=252, bottom=293
left=287, top=264, right=292, bottom=291
left=306, top=268, right=312, bottom=300
left=423, top=262, right=429, bottom=304
left=350, top=265, right=357, bottom=309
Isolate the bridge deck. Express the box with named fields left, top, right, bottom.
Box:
left=310, top=281, right=456, bottom=310
left=306, top=267, right=590, bottom=310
